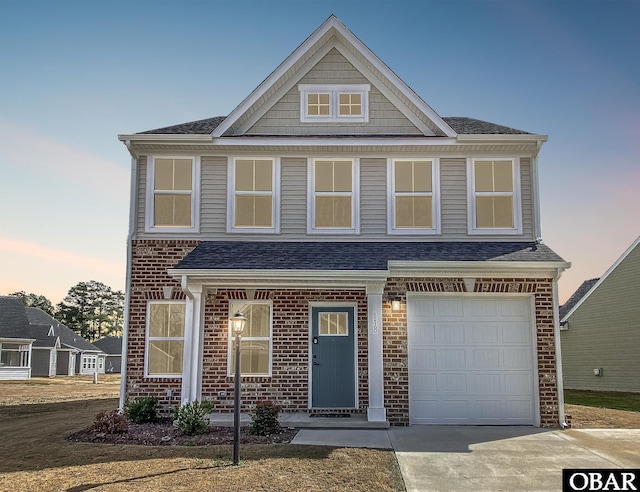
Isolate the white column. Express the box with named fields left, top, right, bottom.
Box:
left=366, top=283, right=387, bottom=422
left=181, top=280, right=204, bottom=404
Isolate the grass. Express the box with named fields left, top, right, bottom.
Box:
left=564, top=390, right=640, bottom=412
left=0, top=377, right=405, bottom=491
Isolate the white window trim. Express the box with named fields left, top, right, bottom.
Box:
left=467, top=157, right=523, bottom=235
left=227, top=301, right=273, bottom=377
left=145, top=300, right=185, bottom=379
left=387, top=158, right=441, bottom=235
left=318, top=311, right=350, bottom=337
left=226, top=157, right=280, bottom=234
left=299, top=84, right=370, bottom=123
left=306, top=157, right=360, bottom=235
left=145, top=155, right=200, bottom=233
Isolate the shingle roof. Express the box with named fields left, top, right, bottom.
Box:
left=175, top=241, right=565, bottom=271
left=0, top=296, right=32, bottom=339
left=93, top=336, right=122, bottom=355
left=559, top=278, right=600, bottom=319
left=137, top=116, right=532, bottom=136
left=25, top=308, right=102, bottom=353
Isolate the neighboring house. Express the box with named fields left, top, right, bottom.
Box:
left=25, top=308, right=106, bottom=376
left=0, top=296, right=35, bottom=380
left=118, top=16, right=569, bottom=426
left=560, top=236, right=640, bottom=393
left=93, top=336, right=123, bottom=373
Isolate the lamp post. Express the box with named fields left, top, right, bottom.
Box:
left=230, top=311, right=247, bottom=465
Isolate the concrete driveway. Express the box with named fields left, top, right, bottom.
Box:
left=388, top=426, right=640, bottom=492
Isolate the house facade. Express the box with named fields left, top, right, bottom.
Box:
left=560, top=236, right=640, bottom=393
left=118, top=16, right=569, bottom=426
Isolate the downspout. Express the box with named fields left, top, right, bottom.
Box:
left=119, top=140, right=138, bottom=411
left=552, top=267, right=568, bottom=428
left=532, top=149, right=543, bottom=242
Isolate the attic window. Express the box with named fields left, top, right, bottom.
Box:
left=299, top=84, right=369, bottom=123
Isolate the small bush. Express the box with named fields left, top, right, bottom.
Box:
left=124, top=396, right=159, bottom=424
left=173, top=400, right=213, bottom=436
left=93, top=409, right=128, bottom=434
left=250, top=400, right=281, bottom=436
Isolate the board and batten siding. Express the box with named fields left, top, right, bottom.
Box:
left=134, top=154, right=536, bottom=242
left=561, top=242, right=640, bottom=392
left=246, top=48, right=421, bottom=136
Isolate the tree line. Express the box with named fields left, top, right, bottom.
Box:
left=11, top=280, right=124, bottom=341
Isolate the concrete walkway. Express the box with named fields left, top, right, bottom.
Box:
left=291, top=426, right=640, bottom=492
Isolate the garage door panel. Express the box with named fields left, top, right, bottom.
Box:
left=408, top=296, right=536, bottom=425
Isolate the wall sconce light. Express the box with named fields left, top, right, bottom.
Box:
left=391, top=298, right=401, bottom=312
left=162, top=286, right=174, bottom=300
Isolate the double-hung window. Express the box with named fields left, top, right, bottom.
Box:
left=299, top=84, right=370, bottom=123
left=228, top=158, right=279, bottom=233
left=468, top=158, right=522, bottom=234
left=146, top=156, right=200, bottom=232
left=388, top=159, right=440, bottom=234
left=308, top=158, right=359, bottom=233
left=146, top=301, right=185, bottom=377
left=228, top=302, right=272, bottom=377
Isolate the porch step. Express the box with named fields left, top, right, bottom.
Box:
left=208, top=412, right=389, bottom=429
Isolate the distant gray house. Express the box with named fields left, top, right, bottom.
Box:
left=25, top=308, right=106, bottom=375
left=560, top=235, right=640, bottom=392
left=0, top=296, right=35, bottom=380
left=93, top=336, right=122, bottom=373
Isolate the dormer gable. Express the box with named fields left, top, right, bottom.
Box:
left=212, top=15, right=456, bottom=139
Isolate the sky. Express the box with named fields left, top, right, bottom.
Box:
left=0, top=0, right=638, bottom=305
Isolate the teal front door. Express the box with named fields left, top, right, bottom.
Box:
left=311, top=306, right=356, bottom=408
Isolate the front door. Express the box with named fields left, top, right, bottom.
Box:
left=311, top=306, right=356, bottom=408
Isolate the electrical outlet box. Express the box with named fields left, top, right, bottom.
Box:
left=167, top=389, right=173, bottom=397
left=593, top=368, right=603, bottom=376
left=218, top=391, right=227, bottom=397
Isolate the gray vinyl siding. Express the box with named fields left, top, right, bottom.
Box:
left=246, top=48, right=421, bottom=136
left=134, top=153, right=536, bottom=242
left=561, top=243, right=640, bottom=392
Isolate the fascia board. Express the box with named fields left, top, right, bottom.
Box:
left=561, top=235, right=640, bottom=322
left=457, top=134, right=548, bottom=144
left=0, top=338, right=36, bottom=344
left=388, top=260, right=571, bottom=278
left=169, top=268, right=388, bottom=287
left=211, top=137, right=456, bottom=147
left=118, top=134, right=213, bottom=144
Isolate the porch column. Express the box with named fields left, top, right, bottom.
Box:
left=366, top=283, right=387, bottom=422
left=181, top=280, right=204, bottom=404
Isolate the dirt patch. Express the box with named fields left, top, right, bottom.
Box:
left=566, top=404, right=640, bottom=429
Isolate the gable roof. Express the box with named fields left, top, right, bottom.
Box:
left=559, top=278, right=599, bottom=320
left=211, top=15, right=456, bottom=139
left=174, top=241, right=565, bottom=271
left=139, top=115, right=531, bottom=136
left=561, top=235, right=640, bottom=322
left=25, top=307, right=102, bottom=353
left=93, top=336, right=122, bottom=355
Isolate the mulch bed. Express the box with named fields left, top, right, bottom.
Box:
left=68, top=419, right=299, bottom=446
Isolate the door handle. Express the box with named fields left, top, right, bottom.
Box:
left=313, top=362, right=320, bottom=365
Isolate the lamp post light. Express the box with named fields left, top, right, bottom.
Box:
left=230, top=311, right=247, bottom=465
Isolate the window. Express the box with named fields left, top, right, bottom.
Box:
left=388, top=159, right=440, bottom=234
left=0, top=343, right=30, bottom=367
left=468, top=158, right=521, bottom=234
left=82, top=354, right=97, bottom=371
left=146, top=302, right=185, bottom=377
left=319, top=313, right=348, bottom=336
left=227, top=158, right=280, bottom=233
left=299, top=84, right=370, bottom=122
left=308, top=158, right=360, bottom=233
left=228, top=302, right=272, bottom=377
left=146, top=156, right=200, bottom=232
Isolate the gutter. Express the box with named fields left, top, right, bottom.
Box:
left=119, top=140, right=138, bottom=411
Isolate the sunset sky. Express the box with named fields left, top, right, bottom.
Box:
left=1, top=0, right=638, bottom=304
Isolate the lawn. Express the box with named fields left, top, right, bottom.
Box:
left=0, top=376, right=404, bottom=491
left=564, top=390, right=640, bottom=413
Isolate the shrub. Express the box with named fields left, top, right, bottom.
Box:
left=250, top=400, right=281, bottom=436
left=124, top=396, right=159, bottom=424
left=93, top=409, right=128, bottom=434
left=173, top=400, right=213, bottom=436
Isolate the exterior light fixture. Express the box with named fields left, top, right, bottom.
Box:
left=391, top=298, right=401, bottom=312
left=230, top=311, right=247, bottom=465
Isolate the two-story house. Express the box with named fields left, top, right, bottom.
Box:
left=118, top=16, right=569, bottom=426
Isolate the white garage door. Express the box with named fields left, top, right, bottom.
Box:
left=407, top=296, right=537, bottom=425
